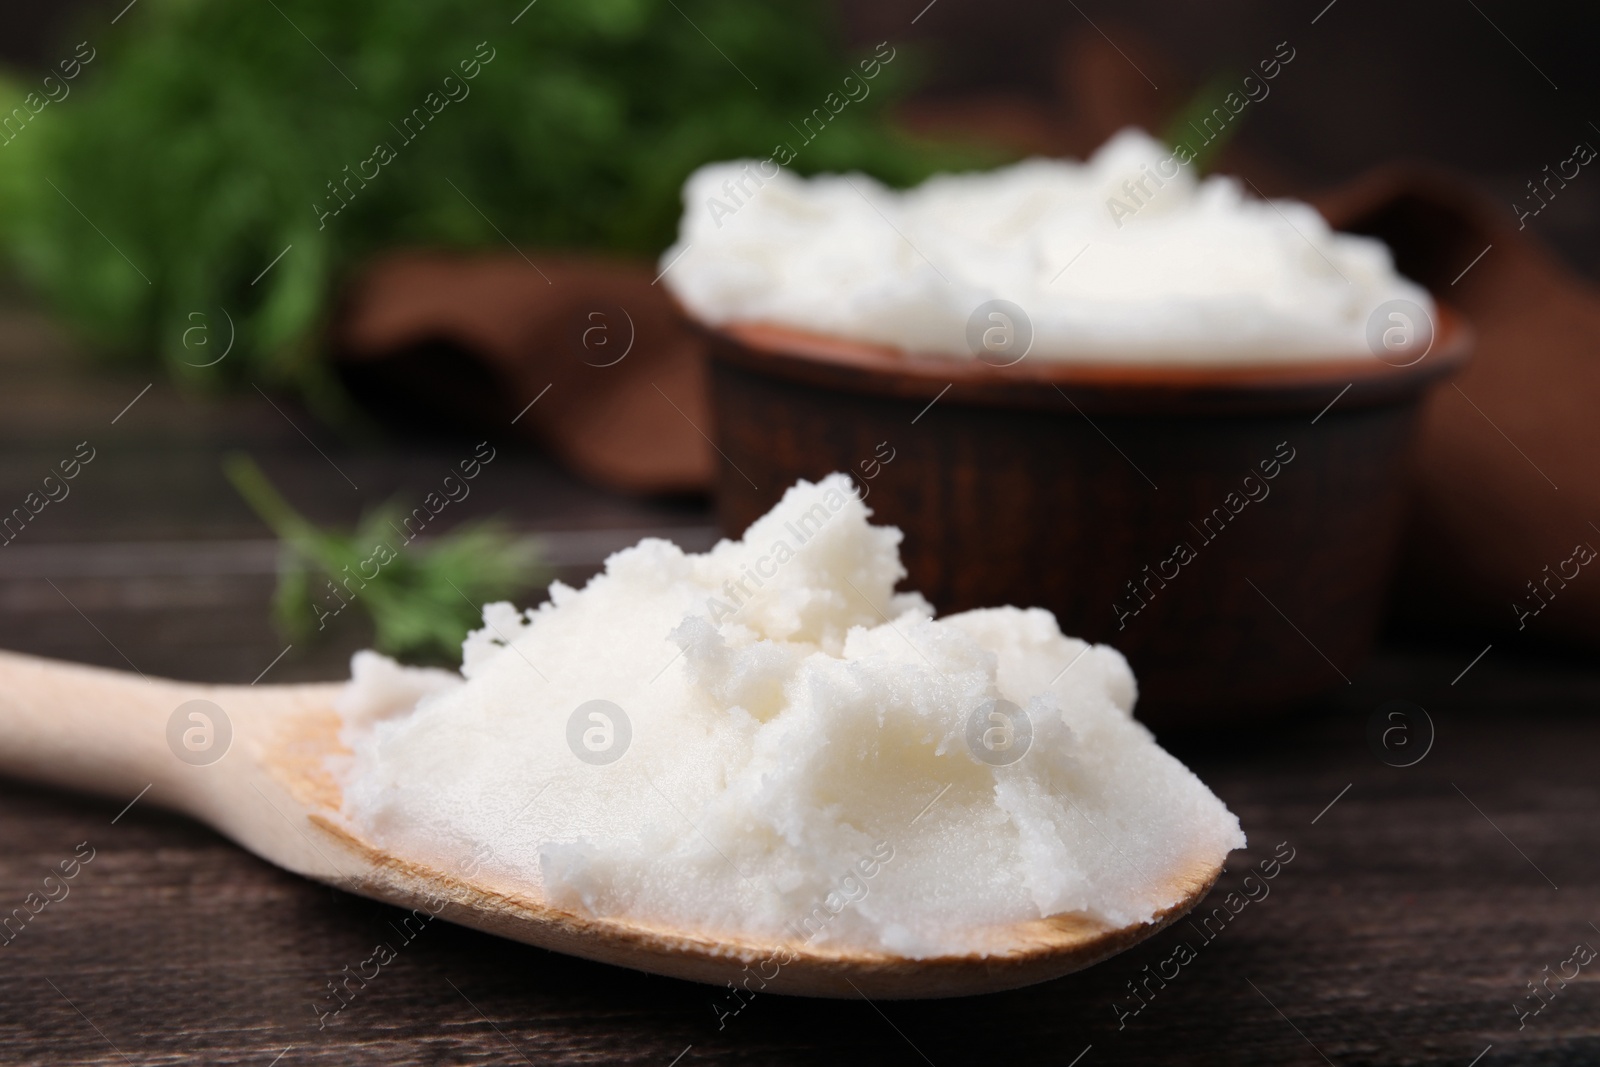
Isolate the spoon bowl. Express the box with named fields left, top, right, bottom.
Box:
left=0, top=649, right=1223, bottom=998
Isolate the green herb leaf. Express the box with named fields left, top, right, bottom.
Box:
left=1161, top=71, right=1247, bottom=175
left=224, top=453, right=545, bottom=664
left=1, top=1, right=984, bottom=397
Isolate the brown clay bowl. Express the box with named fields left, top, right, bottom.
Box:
left=702, top=312, right=1470, bottom=727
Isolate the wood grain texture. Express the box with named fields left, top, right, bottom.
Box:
left=2, top=648, right=1597, bottom=1065
left=1, top=290, right=1596, bottom=1063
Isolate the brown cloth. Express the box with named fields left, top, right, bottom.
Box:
left=335, top=253, right=714, bottom=495
left=332, top=47, right=1600, bottom=648
left=1315, top=169, right=1600, bottom=645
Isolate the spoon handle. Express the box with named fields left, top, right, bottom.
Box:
left=0, top=650, right=340, bottom=820
left=0, top=650, right=212, bottom=803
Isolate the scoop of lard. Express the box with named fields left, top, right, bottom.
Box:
left=337, top=474, right=1244, bottom=957
left=661, top=128, right=1431, bottom=363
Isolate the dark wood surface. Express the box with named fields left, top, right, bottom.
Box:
left=2, top=291, right=1598, bottom=1065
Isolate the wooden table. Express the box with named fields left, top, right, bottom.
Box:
left=2, top=292, right=1596, bottom=1065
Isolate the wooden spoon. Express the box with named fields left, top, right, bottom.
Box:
left=0, top=649, right=1223, bottom=998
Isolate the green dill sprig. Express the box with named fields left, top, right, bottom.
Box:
left=224, top=453, right=545, bottom=664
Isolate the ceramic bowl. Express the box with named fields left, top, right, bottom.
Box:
left=702, top=312, right=1470, bottom=726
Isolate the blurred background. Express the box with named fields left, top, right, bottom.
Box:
left=11, top=0, right=1600, bottom=270
left=2, top=0, right=1594, bottom=684
left=2, top=3, right=1598, bottom=1065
